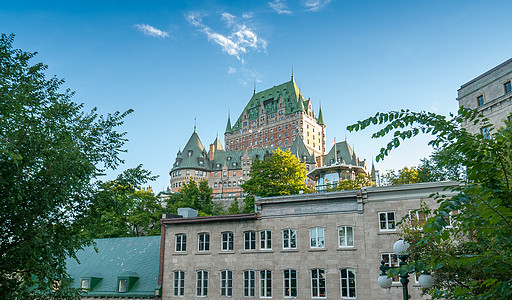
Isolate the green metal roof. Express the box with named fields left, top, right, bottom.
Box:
left=172, top=130, right=209, bottom=171
left=317, top=107, right=325, bottom=126
left=228, top=78, right=308, bottom=133
left=65, top=236, right=160, bottom=298
left=323, top=141, right=365, bottom=167
left=289, top=135, right=315, bottom=164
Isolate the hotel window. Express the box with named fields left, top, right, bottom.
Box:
left=174, top=271, right=185, bottom=296
left=311, top=269, right=326, bottom=298
left=283, top=269, right=297, bottom=297
left=282, top=229, right=297, bottom=249
left=220, top=270, right=233, bottom=297
left=260, top=230, right=272, bottom=250
left=244, top=270, right=256, bottom=297
left=477, top=95, right=484, bottom=106
left=245, top=231, right=256, bottom=250
left=338, top=226, right=354, bottom=247
left=505, top=81, right=511, bottom=94
left=175, top=233, right=186, bottom=252
left=379, top=211, right=396, bottom=231
left=409, top=210, right=427, bottom=227
left=260, top=270, right=272, bottom=298
left=196, top=270, right=209, bottom=296
left=310, top=227, right=325, bottom=248
left=198, top=233, right=210, bottom=252
left=118, top=279, right=128, bottom=293
left=381, top=253, right=399, bottom=282
left=481, top=126, right=491, bottom=139
left=222, top=232, right=234, bottom=251
left=340, top=269, right=356, bottom=299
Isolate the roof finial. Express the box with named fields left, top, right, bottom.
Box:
left=345, top=132, right=347, bottom=142
left=254, top=80, right=256, bottom=95
left=291, top=64, right=294, bottom=81
left=194, top=117, right=197, bottom=132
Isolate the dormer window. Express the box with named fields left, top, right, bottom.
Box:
left=188, top=150, right=193, bottom=157
left=81, top=279, right=90, bottom=290
left=227, top=157, right=231, bottom=161
left=217, top=163, right=221, bottom=168
left=232, top=162, right=237, bottom=167
left=118, top=279, right=128, bottom=293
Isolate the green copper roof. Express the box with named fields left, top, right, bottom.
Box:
left=317, top=107, right=325, bottom=126
left=290, top=135, right=315, bottom=163
left=225, top=115, right=232, bottom=134
left=172, top=130, right=209, bottom=171
left=65, top=236, right=160, bottom=298
left=324, top=141, right=364, bottom=167
left=228, top=78, right=309, bottom=133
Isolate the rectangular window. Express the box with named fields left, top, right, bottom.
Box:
left=477, top=95, right=484, bottom=106
left=174, top=270, right=185, bottom=296
left=311, top=269, right=326, bottom=298
left=282, top=229, right=297, bottom=249
left=260, top=270, right=272, bottom=298
left=260, top=230, right=272, bottom=250
left=504, top=81, right=511, bottom=94
left=381, top=253, right=399, bottom=282
left=379, top=212, right=396, bottom=231
left=340, top=269, right=356, bottom=299
left=481, top=126, right=491, bottom=139
left=338, top=226, right=354, bottom=247
left=80, top=279, right=90, bottom=290
left=196, top=270, right=209, bottom=296
left=176, top=234, right=187, bottom=252
left=198, top=233, right=210, bottom=252
left=409, top=210, right=427, bottom=227
left=283, top=269, right=297, bottom=298
left=222, top=232, right=234, bottom=251
left=118, top=279, right=127, bottom=293
left=310, top=228, right=325, bottom=248
left=244, top=270, right=256, bottom=297
left=245, top=231, right=256, bottom=250
left=221, top=270, right=233, bottom=297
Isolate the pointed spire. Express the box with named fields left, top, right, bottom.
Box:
left=225, top=111, right=232, bottom=134
left=317, top=104, right=325, bottom=126
left=194, top=117, right=197, bottom=133
left=253, top=80, right=257, bottom=95
left=291, top=64, right=294, bottom=81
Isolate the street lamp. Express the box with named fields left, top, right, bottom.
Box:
left=377, top=240, right=434, bottom=300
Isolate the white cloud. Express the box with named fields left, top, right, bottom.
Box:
left=186, top=12, right=267, bottom=62
left=303, top=0, right=331, bottom=12
left=228, top=67, right=237, bottom=74
left=134, top=24, right=169, bottom=38
left=269, top=0, right=292, bottom=14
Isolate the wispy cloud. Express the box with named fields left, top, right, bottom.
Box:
left=303, top=0, right=331, bottom=12
left=228, top=67, right=237, bottom=74
left=134, top=24, right=169, bottom=38
left=186, top=12, right=267, bottom=63
left=269, top=0, right=292, bottom=14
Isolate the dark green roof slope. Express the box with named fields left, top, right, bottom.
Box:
left=225, top=115, right=232, bottom=134
left=317, top=107, right=325, bottom=126
left=172, top=130, right=209, bottom=171
left=290, top=135, right=315, bottom=163
left=228, top=78, right=308, bottom=133
left=323, top=141, right=365, bottom=167
left=65, top=236, right=160, bottom=298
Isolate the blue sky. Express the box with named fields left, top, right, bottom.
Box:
left=2, top=0, right=511, bottom=191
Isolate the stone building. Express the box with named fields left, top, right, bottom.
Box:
left=158, top=181, right=457, bottom=299
left=457, top=58, right=512, bottom=135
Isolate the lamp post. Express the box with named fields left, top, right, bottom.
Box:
left=377, top=240, right=434, bottom=300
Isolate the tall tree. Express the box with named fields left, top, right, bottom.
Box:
left=383, top=166, right=422, bottom=185
left=0, top=34, right=132, bottom=298
left=86, top=165, right=162, bottom=238
left=348, top=108, right=512, bottom=299
left=241, top=149, right=308, bottom=197
left=165, top=179, right=222, bottom=216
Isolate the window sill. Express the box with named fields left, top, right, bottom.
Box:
left=308, top=248, right=327, bottom=252
left=337, top=247, right=356, bottom=251
left=219, top=251, right=235, bottom=254
left=377, top=231, right=397, bottom=235
left=281, top=249, right=299, bottom=253
left=241, top=249, right=257, bottom=254
left=195, top=252, right=211, bottom=255
left=172, top=252, right=188, bottom=255
left=259, top=249, right=274, bottom=253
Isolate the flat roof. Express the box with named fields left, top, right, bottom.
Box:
left=459, top=58, right=512, bottom=90
left=161, top=213, right=257, bottom=224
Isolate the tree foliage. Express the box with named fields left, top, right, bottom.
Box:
left=348, top=108, right=512, bottom=299
left=383, top=166, right=422, bottom=185
left=165, top=179, right=223, bottom=216
left=0, top=34, right=132, bottom=298
left=241, top=149, right=308, bottom=197
left=329, top=174, right=375, bottom=191
left=85, top=165, right=162, bottom=238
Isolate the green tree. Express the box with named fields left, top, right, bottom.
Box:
left=227, top=198, right=241, bottom=214
left=334, top=174, right=375, bottom=191
left=86, top=165, right=162, bottom=238
left=165, top=178, right=222, bottom=216
left=241, top=196, right=255, bottom=213
left=241, top=149, right=308, bottom=197
left=417, top=147, right=466, bottom=182
left=0, top=34, right=132, bottom=298
left=384, top=166, right=422, bottom=185
left=348, top=108, right=512, bottom=299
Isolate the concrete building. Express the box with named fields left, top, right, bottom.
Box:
left=457, top=58, right=512, bottom=135
left=159, top=181, right=457, bottom=300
